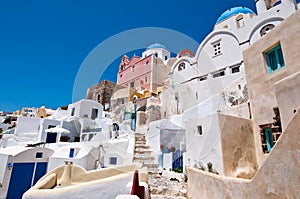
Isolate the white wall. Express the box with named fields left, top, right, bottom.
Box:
left=14, top=116, right=41, bottom=142
left=146, top=121, right=161, bottom=153
left=102, top=139, right=133, bottom=167
left=68, top=100, right=103, bottom=120
left=0, top=123, right=10, bottom=132
left=23, top=174, right=133, bottom=199
left=183, top=113, right=224, bottom=175
left=142, top=48, right=170, bottom=60
left=48, top=146, right=99, bottom=171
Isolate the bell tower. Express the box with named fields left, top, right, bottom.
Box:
left=119, top=55, right=129, bottom=72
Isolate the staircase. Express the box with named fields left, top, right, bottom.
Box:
left=133, top=131, right=187, bottom=199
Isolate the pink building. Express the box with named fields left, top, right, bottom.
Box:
left=117, top=44, right=175, bottom=93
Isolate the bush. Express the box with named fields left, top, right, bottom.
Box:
left=174, top=167, right=183, bottom=173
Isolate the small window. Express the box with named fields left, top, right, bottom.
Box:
left=178, top=63, right=185, bottom=71
left=120, top=74, right=123, bottom=78
left=213, top=71, right=225, bottom=78
left=260, top=24, right=275, bottom=36
left=232, top=66, right=240, bottom=73
left=130, top=81, right=135, bottom=88
left=36, top=152, right=43, bottom=158
left=48, top=125, right=56, bottom=129
left=88, top=134, right=94, bottom=141
left=196, top=92, right=198, bottom=100
left=212, top=41, right=221, bottom=57
left=109, top=157, right=117, bottom=165
left=146, top=60, right=149, bottom=65
left=145, top=76, right=148, bottom=83
left=197, top=126, right=202, bottom=135
left=69, top=148, right=75, bottom=158
left=91, top=108, right=98, bottom=120
left=199, top=76, right=207, bottom=81
left=266, top=44, right=285, bottom=74
left=165, top=56, right=168, bottom=60
left=154, top=53, right=158, bottom=57
left=97, top=94, right=101, bottom=101
left=71, top=107, right=75, bottom=116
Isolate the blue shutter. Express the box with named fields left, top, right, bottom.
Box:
left=266, top=44, right=285, bottom=74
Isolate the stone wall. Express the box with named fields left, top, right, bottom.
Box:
left=243, top=9, right=300, bottom=165
left=86, top=80, right=124, bottom=111
left=219, top=114, right=257, bottom=179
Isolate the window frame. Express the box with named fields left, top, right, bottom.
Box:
left=266, top=44, right=285, bottom=74
left=109, top=157, right=117, bottom=165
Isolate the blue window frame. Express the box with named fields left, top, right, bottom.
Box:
left=266, top=44, right=285, bottom=74
left=35, top=152, right=43, bottom=158
left=109, top=157, right=117, bottom=165
left=69, top=148, right=75, bottom=158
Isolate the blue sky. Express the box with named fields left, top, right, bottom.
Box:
left=0, top=1, right=269, bottom=111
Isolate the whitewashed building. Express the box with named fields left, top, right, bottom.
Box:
left=0, top=146, right=54, bottom=199
left=160, top=0, right=299, bottom=175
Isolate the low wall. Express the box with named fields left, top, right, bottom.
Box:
left=23, top=164, right=147, bottom=199
left=188, top=110, right=300, bottom=199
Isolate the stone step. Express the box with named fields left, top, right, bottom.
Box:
left=134, top=135, right=146, bottom=140
left=133, top=156, right=155, bottom=161
left=135, top=145, right=150, bottom=149
left=134, top=152, right=153, bottom=156
left=147, top=168, right=162, bottom=174
left=134, top=148, right=152, bottom=152
left=144, top=163, right=158, bottom=168
left=150, top=195, right=187, bottom=199
left=135, top=137, right=146, bottom=141
left=133, top=159, right=157, bottom=165
left=150, top=188, right=187, bottom=198
left=135, top=140, right=147, bottom=144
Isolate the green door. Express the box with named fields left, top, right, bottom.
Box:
left=264, top=128, right=274, bottom=152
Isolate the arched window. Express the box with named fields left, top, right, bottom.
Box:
left=178, top=63, right=186, bottom=71
left=260, top=24, right=275, bottom=36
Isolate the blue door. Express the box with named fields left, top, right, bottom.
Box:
left=33, top=162, right=48, bottom=185
left=172, top=150, right=183, bottom=172
left=7, top=163, right=35, bottom=199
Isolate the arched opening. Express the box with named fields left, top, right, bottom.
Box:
left=236, top=14, right=244, bottom=28
left=178, top=63, right=186, bottom=71
left=137, top=106, right=146, bottom=112
left=260, top=24, right=275, bottom=36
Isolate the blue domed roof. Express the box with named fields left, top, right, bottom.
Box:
left=146, top=43, right=167, bottom=50
left=216, top=7, right=255, bottom=24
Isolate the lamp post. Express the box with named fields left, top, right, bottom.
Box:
left=131, top=97, right=137, bottom=132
